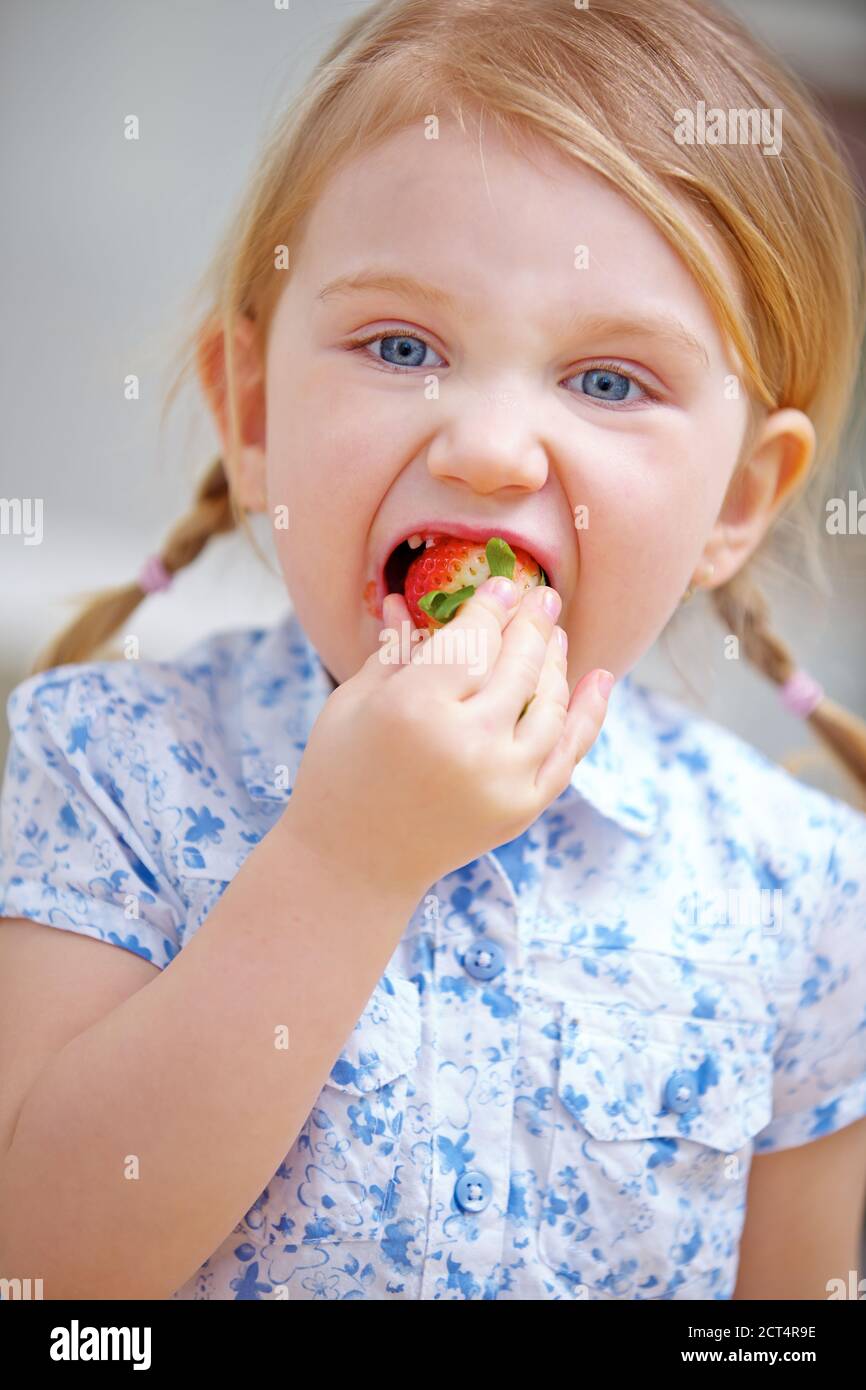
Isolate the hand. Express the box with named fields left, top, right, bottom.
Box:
left=279, top=578, right=614, bottom=897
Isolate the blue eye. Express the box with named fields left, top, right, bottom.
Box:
left=352, top=332, right=444, bottom=370
left=571, top=365, right=645, bottom=404
left=349, top=333, right=657, bottom=404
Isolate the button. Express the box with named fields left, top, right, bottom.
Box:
left=454, top=1170, right=492, bottom=1213
left=462, top=938, right=505, bottom=981
left=663, top=1069, right=699, bottom=1114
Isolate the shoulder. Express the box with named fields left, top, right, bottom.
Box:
left=1, top=623, right=280, bottom=931
left=628, top=675, right=866, bottom=1017
left=3, top=619, right=284, bottom=816
left=8, top=622, right=267, bottom=728
left=622, top=673, right=866, bottom=893
left=5, top=623, right=272, bottom=774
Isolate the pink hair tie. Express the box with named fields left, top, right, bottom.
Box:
left=137, top=554, right=173, bottom=594
left=780, top=668, right=824, bottom=718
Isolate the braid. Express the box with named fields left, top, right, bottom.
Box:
left=711, top=573, right=866, bottom=807
left=29, top=456, right=236, bottom=675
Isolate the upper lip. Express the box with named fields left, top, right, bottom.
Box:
left=378, top=519, right=561, bottom=602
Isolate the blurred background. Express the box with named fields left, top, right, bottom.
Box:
left=1, top=0, right=865, bottom=806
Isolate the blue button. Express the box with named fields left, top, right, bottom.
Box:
left=663, top=1070, right=699, bottom=1114
left=462, top=939, right=505, bottom=980
left=454, top=1170, right=492, bottom=1213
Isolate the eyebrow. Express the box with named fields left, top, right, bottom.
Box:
left=571, top=311, right=710, bottom=371
left=317, top=269, right=456, bottom=313
left=317, top=269, right=710, bottom=370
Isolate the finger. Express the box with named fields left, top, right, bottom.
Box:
left=470, top=584, right=562, bottom=726
left=534, top=668, right=614, bottom=799
left=362, top=593, right=420, bottom=685
left=372, top=593, right=407, bottom=674
left=390, top=592, right=433, bottom=662
left=518, top=625, right=569, bottom=722
left=514, top=626, right=570, bottom=749
left=407, top=575, right=522, bottom=699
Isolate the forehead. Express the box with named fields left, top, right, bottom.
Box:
left=289, top=118, right=743, bottom=362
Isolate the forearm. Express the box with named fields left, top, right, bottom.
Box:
left=0, top=818, right=423, bottom=1299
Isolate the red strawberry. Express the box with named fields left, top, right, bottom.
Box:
left=404, top=535, right=546, bottom=630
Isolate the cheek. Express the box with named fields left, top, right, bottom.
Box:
left=266, top=352, right=409, bottom=519
left=261, top=354, right=404, bottom=649
left=576, top=412, right=734, bottom=571
left=562, top=415, right=736, bottom=663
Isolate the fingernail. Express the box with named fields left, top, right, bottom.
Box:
left=541, top=588, right=562, bottom=620
left=556, top=627, right=568, bottom=651
left=484, top=576, right=519, bottom=607
left=596, top=669, right=615, bottom=700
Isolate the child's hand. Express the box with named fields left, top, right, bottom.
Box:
left=280, top=579, right=613, bottom=897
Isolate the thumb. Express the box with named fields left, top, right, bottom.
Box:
left=384, top=591, right=415, bottom=631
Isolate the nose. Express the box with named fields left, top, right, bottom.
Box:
left=425, top=388, right=549, bottom=495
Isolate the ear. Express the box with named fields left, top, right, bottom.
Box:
left=698, top=408, right=816, bottom=587
left=196, top=312, right=268, bottom=512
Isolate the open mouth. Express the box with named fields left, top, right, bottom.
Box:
left=384, top=533, right=439, bottom=597
left=385, top=529, right=551, bottom=586
left=381, top=528, right=552, bottom=630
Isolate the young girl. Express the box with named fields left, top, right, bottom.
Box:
left=1, top=0, right=865, bottom=1302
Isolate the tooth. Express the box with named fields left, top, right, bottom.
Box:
left=424, top=536, right=436, bottom=548
left=407, top=533, right=423, bottom=549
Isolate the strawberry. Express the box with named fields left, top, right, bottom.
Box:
left=404, top=535, right=547, bottom=631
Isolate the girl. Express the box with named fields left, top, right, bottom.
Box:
left=1, top=0, right=866, bottom=1302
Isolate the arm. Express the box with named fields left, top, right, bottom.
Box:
left=0, top=817, right=423, bottom=1301
left=732, top=1116, right=866, bottom=1299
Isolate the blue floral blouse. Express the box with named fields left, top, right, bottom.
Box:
left=1, top=610, right=865, bottom=1301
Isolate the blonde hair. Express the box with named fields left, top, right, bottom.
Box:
left=32, top=0, right=866, bottom=805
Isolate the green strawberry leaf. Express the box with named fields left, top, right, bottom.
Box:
left=418, top=589, right=444, bottom=618
left=486, top=537, right=516, bottom=579
left=418, top=585, right=477, bottom=623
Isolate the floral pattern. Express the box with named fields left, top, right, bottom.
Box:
left=1, top=609, right=864, bottom=1300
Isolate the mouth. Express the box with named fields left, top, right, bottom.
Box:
left=378, top=521, right=559, bottom=615
left=383, top=534, right=436, bottom=598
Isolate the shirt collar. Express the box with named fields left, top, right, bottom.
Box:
left=563, top=676, right=661, bottom=838
left=239, top=610, right=660, bottom=840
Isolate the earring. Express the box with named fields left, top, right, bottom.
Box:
left=681, top=561, right=716, bottom=604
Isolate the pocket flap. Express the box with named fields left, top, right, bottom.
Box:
left=326, top=970, right=422, bottom=1094
left=557, top=1002, right=774, bottom=1152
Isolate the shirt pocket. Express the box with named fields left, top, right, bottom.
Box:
left=537, top=1002, right=775, bottom=1300
left=293, top=971, right=422, bottom=1246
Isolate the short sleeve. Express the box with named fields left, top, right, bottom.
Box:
left=754, top=798, right=866, bottom=1152
left=0, top=667, right=186, bottom=969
